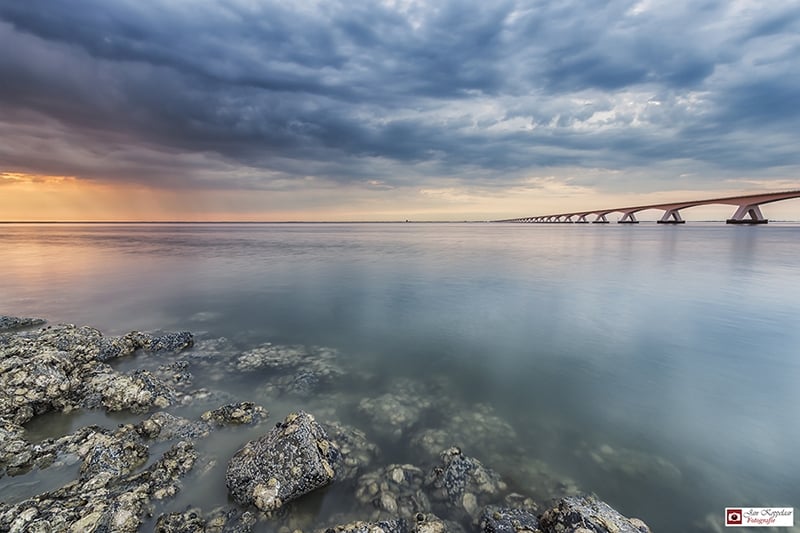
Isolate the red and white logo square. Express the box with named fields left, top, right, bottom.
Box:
left=726, top=508, right=743, bottom=526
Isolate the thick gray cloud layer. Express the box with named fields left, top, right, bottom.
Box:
left=1, top=0, right=799, bottom=193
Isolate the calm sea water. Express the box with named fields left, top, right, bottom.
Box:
left=1, top=222, right=799, bottom=531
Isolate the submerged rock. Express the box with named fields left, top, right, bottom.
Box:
left=0, top=316, right=46, bottom=331
left=325, top=518, right=410, bottom=533
left=501, top=459, right=580, bottom=503
left=355, top=464, right=431, bottom=520
left=236, top=343, right=345, bottom=397
left=577, top=442, right=682, bottom=485
left=324, top=514, right=464, bottom=533
left=357, top=388, right=432, bottom=441
left=155, top=507, right=207, bottom=532
left=538, top=495, right=651, bottom=533
left=225, top=410, right=340, bottom=512
left=410, top=404, right=520, bottom=464
left=425, top=447, right=508, bottom=522
left=323, top=420, right=380, bottom=481
left=156, top=506, right=258, bottom=533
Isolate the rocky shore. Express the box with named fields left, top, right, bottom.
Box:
left=0, top=316, right=652, bottom=533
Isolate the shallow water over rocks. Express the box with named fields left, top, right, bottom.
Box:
left=0, top=318, right=655, bottom=532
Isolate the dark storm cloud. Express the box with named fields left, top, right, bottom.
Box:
left=1, top=0, right=799, bottom=192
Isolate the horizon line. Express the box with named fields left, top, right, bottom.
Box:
left=2, top=219, right=800, bottom=225
left=0, top=220, right=492, bottom=224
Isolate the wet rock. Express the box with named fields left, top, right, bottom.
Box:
left=324, top=518, right=410, bottom=533
left=538, top=495, right=651, bottom=533
left=0, top=316, right=46, bottom=331
left=136, top=411, right=211, bottom=441
left=157, top=507, right=259, bottom=533
left=147, top=331, right=195, bottom=353
left=97, top=330, right=193, bottom=361
left=323, top=420, right=380, bottom=481
left=98, top=332, right=146, bottom=361
left=202, top=402, right=268, bottom=427
left=155, top=507, right=206, bottom=532
left=205, top=506, right=258, bottom=533
left=0, top=417, right=42, bottom=476
left=0, top=339, right=81, bottom=424
left=225, top=411, right=340, bottom=512
left=88, top=368, right=176, bottom=413
left=3, top=424, right=113, bottom=478
left=4, top=324, right=110, bottom=363
left=425, top=447, right=508, bottom=522
left=0, top=324, right=192, bottom=424
left=413, top=513, right=466, bottom=533
left=79, top=428, right=149, bottom=483
left=0, top=440, right=197, bottom=532
left=479, top=505, right=541, bottom=533
left=356, top=464, right=431, bottom=520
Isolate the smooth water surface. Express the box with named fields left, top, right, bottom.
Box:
left=2, top=222, right=799, bottom=531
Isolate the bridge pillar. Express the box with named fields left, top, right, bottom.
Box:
left=727, top=204, right=768, bottom=224
left=592, top=214, right=610, bottom=223
left=657, top=209, right=686, bottom=224
left=575, top=214, right=589, bottom=223
left=618, top=212, right=639, bottom=224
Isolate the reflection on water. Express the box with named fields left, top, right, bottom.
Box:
left=1, top=222, right=800, bottom=531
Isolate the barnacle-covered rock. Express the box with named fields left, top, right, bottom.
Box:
left=413, top=513, right=465, bottom=533
left=225, top=411, right=340, bottom=512
left=356, top=464, right=431, bottom=520
left=357, top=382, right=432, bottom=441
left=410, top=404, right=520, bottom=464
left=202, top=402, right=268, bottom=427
left=237, top=343, right=345, bottom=397
left=155, top=505, right=258, bottom=532
left=0, top=316, right=46, bottom=331
left=324, top=518, right=410, bottom=533
left=538, top=495, right=651, bottom=533
left=0, top=324, right=193, bottom=424
left=136, top=411, right=211, bottom=441
left=324, top=420, right=380, bottom=481
left=88, top=368, right=176, bottom=413
left=425, top=447, right=507, bottom=522
left=479, top=505, right=541, bottom=533
left=0, top=441, right=197, bottom=532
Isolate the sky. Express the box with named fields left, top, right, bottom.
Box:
left=1, top=0, right=799, bottom=221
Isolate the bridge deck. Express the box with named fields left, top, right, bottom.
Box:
left=496, top=190, right=800, bottom=224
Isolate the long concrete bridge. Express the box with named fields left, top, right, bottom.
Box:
left=495, top=190, right=800, bottom=224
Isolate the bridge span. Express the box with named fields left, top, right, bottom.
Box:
left=495, top=190, right=800, bottom=224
